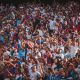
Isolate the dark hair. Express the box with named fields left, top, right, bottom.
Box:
left=48, top=68, right=53, bottom=72
left=0, top=74, right=4, bottom=80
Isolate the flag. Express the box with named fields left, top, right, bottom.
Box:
left=27, top=40, right=34, bottom=49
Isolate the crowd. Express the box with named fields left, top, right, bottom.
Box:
left=0, top=1, right=80, bottom=80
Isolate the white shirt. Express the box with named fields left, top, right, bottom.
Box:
left=40, top=49, right=46, bottom=55
left=15, top=74, right=22, bottom=80
left=70, top=45, right=79, bottom=54
left=47, top=43, right=56, bottom=51
left=13, top=52, right=18, bottom=57
left=64, top=51, right=71, bottom=58
left=30, top=71, right=41, bottom=80
left=3, top=51, right=10, bottom=56
left=28, top=63, right=33, bottom=74
left=27, top=49, right=32, bottom=54
left=11, top=11, right=15, bottom=19
left=49, top=20, right=56, bottom=30
left=59, top=53, right=64, bottom=59
left=32, top=11, right=36, bottom=17
left=26, top=31, right=32, bottom=39
left=38, top=29, right=44, bottom=37
left=70, top=45, right=79, bottom=58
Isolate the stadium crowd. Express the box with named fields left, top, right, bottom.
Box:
left=0, top=1, right=80, bottom=80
